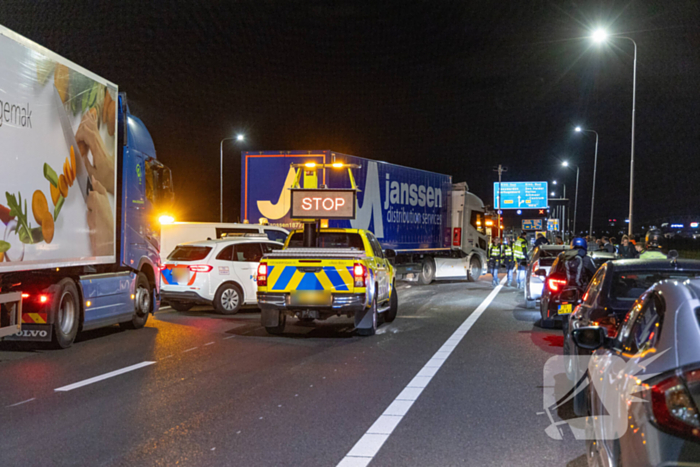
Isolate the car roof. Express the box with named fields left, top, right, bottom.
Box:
left=178, top=237, right=273, bottom=247
left=289, top=228, right=362, bottom=234
left=608, top=258, right=700, bottom=272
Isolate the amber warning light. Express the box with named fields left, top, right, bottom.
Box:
left=290, top=189, right=356, bottom=219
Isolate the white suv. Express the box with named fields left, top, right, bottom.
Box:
left=160, top=237, right=283, bottom=314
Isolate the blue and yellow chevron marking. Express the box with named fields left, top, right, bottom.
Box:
left=268, top=265, right=354, bottom=292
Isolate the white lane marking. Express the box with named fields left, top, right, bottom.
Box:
left=6, top=397, right=36, bottom=408
left=183, top=347, right=198, bottom=353
left=337, top=278, right=505, bottom=467
left=224, top=335, right=236, bottom=340
left=54, top=361, right=156, bottom=392
left=159, top=306, right=172, bottom=311
left=204, top=342, right=215, bottom=346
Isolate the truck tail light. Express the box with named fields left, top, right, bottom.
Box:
left=547, top=277, right=567, bottom=293
left=257, top=263, right=268, bottom=287
left=353, top=263, right=367, bottom=288
left=188, top=264, right=213, bottom=273
left=20, top=293, right=49, bottom=304
left=647, top=368, right=700, bottom=441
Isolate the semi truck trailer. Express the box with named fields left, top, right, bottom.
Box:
left=241, top=151, right=488, bottom=284
left=0, top=25, right=174, bottom=347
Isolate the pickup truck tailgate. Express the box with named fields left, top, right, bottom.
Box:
left=263, top=248, right=365, bottom=292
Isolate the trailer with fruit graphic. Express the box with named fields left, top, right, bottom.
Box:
left=0, top=25, right=174, bottom=346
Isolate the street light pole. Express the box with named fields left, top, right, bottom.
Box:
left=620, top=37, right=638, bottom=237
left=220, top=134, right=245, bottom=223
left=562, top=161, right=579, bottom=236
left=576, top=127, right=599, bottom=235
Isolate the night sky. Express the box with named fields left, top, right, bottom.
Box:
left=2, top=1, right=699, bottom=231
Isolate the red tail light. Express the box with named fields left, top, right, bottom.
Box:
left=21, top=293, right=30, bottom=299
left=648, top=369, right=700, bottom=441
left=257, top=263, right=268, bottom=287
left=547, top=277, right=567, bottom=293
left=39, top=295, right=48, bottom=304
left=188, top=264, right=213, bottom=273
left=353, top=263, right=367, bottom=288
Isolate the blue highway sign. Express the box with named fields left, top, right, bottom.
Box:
left=522, top=219, right=544, bottom=231
left=494, top=182, right=548, bottom=209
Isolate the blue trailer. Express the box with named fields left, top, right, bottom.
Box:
left=0, top=26, right=174, bottom=347
left=241, top=151, right=489, bottom=284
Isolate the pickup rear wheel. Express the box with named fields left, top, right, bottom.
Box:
left=418, top=257, right=435, bottom=285
left=214, top=283, right=242, bottom=315
left=265, top=313, right=286, bottom=335
left=383, top=283, right=398, bottom=323
left=356, top=294, right=377, bottom=336
left=52, top=278, right=80, bottom=349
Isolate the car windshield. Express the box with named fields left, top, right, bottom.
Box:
left=610, top=270, right=700, bottom=303
left=287, top=232, right=364, bottom=249
left=167, top=246, right=212, bottom=261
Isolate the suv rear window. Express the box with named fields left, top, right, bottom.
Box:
left=168, top=246, right=212, bottom=261
left=287, top=232, right=364, bottom=249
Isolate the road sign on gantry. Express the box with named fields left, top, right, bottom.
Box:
left=494, top=182, right=548, bottom=209
left=522, top=219, right=544, bottom=231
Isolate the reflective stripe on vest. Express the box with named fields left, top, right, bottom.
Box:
left=489, top=245, right=501, bottom=258
left=513, top=239, right=526, bottom=259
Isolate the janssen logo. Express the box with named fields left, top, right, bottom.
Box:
left=256, top=161, right=443, bottom=239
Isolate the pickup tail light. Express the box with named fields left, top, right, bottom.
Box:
left=648, top=368, right=700, bottom=441
left=257, top=263, right=268, bottom=287
left=188, top=264, right=213, bottom=273
left=353, top=263, right=367, bottom=288
left=547, top=277, right=567, bottom=293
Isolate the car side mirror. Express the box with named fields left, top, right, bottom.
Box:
left=383, top=249, right=396, bottom=259
left=535, top=269, right=547, bottom=277
left=572, top=326, right=609, bottom=351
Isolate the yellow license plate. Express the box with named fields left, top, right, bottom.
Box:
left=558, top=303, right=572, bottom=315
left=291, top=291, right=330, bottom=306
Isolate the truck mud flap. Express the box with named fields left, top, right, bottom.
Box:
left=3, top=324, right=52, bottom=342
left=261, top=309, right=281, bottom=327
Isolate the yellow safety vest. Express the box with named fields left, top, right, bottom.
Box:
left=488, top=244, right=501, bottom=259
left=513, top=238, right=527, bottom=260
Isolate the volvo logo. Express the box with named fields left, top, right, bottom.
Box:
left=15, top=330, right=48, bottom=338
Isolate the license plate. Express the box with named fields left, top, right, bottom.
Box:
left=558, top=303, right=572, bottom=315
left=291, top=291, right=330, bottom=306
left=173, top=268, right=190, bottom=284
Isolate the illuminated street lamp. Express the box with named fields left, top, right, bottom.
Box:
left=562, top=161, right=580, bottom=235
left=220, top=134, right=246, bottom=222
left=591, top=28, right=637, bottom=236
left=575, top=126, right=599, bottom=235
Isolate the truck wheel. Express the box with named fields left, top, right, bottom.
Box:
left=214, top=283, right=242, bottom=315
left=170, top=301, right=193, bottom=312
left=418, top=257, right=435, bottom=285
left=52, top=278, right=80, bottom=349
left=265, top=313, right=286, bottom=335
left=467, top=256, right=481, bottom=282
left=120, top=273, right=150, bottom=330
left=356, top=294, right=377, bottom=336
left=383, top=283, right=398, bottom=323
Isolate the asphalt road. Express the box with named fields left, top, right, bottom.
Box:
left=0, top=276, right=586, bottom=466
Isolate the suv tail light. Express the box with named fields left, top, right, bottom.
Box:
left=188, top=264, right=213, bottom=273
left=353, top=263, right=367, bottom=288
left=547, top=277, right=567, bottom=293
left=647, top=368, right=700, bottom=441
left=257, top=263, right=268, bottom=287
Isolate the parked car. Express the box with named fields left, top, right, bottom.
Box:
left=524, top=245, right=570, bottom=309
left=160, top=236, right=283, bottom=314
left=564, top=258, right=700, bottom=415
left=160, top=222, right=289, bottom=264
left=538, top=250, right=615, bottom=328
left=573, top=278, right=700, bottom=467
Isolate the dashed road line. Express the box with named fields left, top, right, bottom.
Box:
left=205, top=342, right=215, bottom=346
left=6, top=397, right=35, bottom=408
left=337, top=277, right=506, bottom=467
left=183, top=347, right=198, bottom=353
left=54, top=361, right=156, bottom=392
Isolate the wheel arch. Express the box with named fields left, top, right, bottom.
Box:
left=215, top=280, right=246, bottom=302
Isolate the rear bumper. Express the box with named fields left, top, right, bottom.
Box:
left=257, top=292, right=366, bottom=315
left=161, top=290, right=211, bottom=305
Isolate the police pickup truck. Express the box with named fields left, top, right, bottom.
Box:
left=256, top=228, right=397, bottom=335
